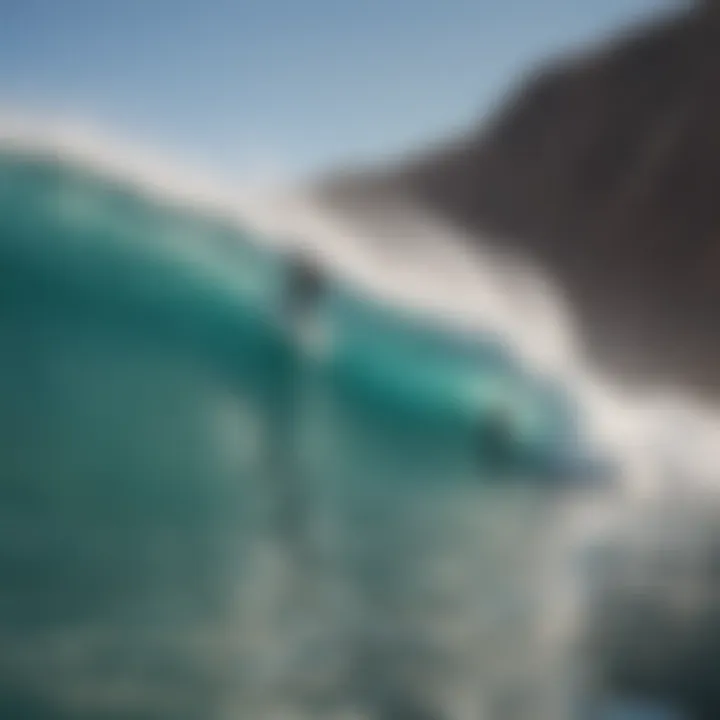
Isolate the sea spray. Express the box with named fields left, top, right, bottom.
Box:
left=0, top=120, right=717, bottom=719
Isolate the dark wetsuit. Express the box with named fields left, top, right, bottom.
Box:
left=284, top=250, right=325, bottom=328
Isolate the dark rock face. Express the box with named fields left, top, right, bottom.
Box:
left=319, top=2, right=720, bottom=401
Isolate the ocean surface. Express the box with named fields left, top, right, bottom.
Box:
left=0, top=125, right=715, bottom=719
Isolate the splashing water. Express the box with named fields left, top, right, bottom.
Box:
left=0, top=118, right=717, bottom=720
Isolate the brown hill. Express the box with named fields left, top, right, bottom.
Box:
left=318, top=1, right=720, bottom=401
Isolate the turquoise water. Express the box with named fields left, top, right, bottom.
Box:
left=0, top=147, right=608, bottom=718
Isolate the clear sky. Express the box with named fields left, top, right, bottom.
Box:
left=0, top=0, right=678, bottom=181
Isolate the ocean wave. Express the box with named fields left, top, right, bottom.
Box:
left=0, top=116, right=718, bottom=719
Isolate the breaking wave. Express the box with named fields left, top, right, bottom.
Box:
left=0, top=117, right=717, bottom=719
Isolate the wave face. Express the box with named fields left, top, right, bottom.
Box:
left=0, top=131, right=710, bottom=719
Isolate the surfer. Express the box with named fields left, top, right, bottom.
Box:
left=285, top=249, right=326, bottom=326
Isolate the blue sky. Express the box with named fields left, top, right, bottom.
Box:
left=0, top=0, right=678, bottom=180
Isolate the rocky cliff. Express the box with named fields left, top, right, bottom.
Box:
left=319, top=1, right=720, bottom=401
